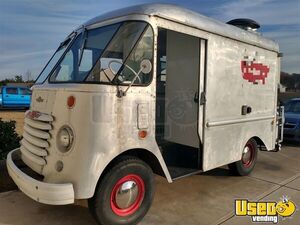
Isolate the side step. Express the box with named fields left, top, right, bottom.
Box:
left=159, top=142, right=203, bottom=180
left=259, top=144, right=281, bottom=152
left=168, top=166, right=202, bottom=180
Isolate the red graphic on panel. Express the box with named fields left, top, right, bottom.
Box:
left=241, top=61, right=270, bottom=84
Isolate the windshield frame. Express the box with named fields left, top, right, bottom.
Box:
left=34, top=32, right=77, bottom=84
left=47, top=20, right=154, bottom=87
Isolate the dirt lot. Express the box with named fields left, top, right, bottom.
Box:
left=0, top=110, right=25, bottom=135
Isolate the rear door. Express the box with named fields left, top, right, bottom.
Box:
left=3, top=87, right=19, bottom=106
left=201, top=36, right=278, bottom=171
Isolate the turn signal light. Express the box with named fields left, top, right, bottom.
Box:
left=138, top=130, right=148, bottom=139
left=67, top=96, right=76, bottom=108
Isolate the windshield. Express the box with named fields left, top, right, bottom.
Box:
left=285, top=100, right=300, bottom=114
left=35, top=36, right=73, bottom=84
left=49, top=21, right=153, bottom=85
left=49, top=23, right=121, bottom=83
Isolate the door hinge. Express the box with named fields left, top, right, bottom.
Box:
left=200, top=92, right=206, bottom=105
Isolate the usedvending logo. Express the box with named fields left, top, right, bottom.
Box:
left=235, top=196, right=297, bottom=223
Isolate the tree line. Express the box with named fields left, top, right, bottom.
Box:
left=0, top=75, right=35, bottom=86
left=281, top=72, right=300, bottom=91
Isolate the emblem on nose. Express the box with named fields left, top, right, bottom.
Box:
left=36, top=96, right=44, bottom=103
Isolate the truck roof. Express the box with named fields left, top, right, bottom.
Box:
left=84, top=3, right=279, bottom=53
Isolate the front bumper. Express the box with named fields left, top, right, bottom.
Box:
left=7, top=148, right=74, bottom=205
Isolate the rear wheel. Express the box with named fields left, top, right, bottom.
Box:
left=228, top=139, right=258, bottom=176
left=88, top=157, right=154, bottom=225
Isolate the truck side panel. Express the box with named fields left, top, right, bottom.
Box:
left=202, top=35, right=278, bottom=171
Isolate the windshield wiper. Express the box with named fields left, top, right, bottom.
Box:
left=78, top=27, right=87, bottom=66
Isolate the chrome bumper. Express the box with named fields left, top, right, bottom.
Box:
left=7, top=149, right=74, bottom=205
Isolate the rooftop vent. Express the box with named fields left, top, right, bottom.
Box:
left=227, top=18, right=260, bottom=32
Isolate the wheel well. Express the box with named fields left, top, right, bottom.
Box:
left=99, top=149, right=165, bottom=184
left=251, top=136, right=266, bottom=150
left=119, top=149, right=165, bottom=177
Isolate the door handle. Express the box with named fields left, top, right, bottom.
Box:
left=241, top=105, right=252, bottom=115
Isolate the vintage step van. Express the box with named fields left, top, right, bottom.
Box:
left=7, top=4, right=283, bottom=225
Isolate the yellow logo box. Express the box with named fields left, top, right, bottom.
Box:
left=235, top=198, right=296, bottom=218
left=236, top=200, right=277, bottom=216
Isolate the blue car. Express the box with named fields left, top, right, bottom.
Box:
left=283, top=98, right=300, bottom=143
left=0, top=86, right=31, bottom=109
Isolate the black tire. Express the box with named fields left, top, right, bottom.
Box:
left=88, top=156, right=154, bottom=225
left=228, top=139, right=258, bottom=176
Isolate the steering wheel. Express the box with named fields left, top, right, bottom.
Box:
left=108, top=60, right=141, bottom=83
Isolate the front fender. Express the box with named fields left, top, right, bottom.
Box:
left=84, top=145, right=172, bottom=199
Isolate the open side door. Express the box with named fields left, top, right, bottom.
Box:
left=156, top=28, right=208, bottom=179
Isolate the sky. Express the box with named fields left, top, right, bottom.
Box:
left=0, top=0, right=299, bottom=80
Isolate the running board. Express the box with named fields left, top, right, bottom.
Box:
left=168, top=166, right=202, bottom=181
left=259, top=144, right=281, bottom=152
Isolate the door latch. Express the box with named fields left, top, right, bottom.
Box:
left=194, top=92, right=206, bottom=105
left=241, top=105, right=252, bottom=115
left=200, top=92, right=206, bottom=105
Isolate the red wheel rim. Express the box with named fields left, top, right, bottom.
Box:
left=242, top=142, right=255, bottom=168
left=110, top=174, right=145, bottom=217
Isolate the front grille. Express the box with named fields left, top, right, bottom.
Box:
left=20, top=111, right=53, bottom=174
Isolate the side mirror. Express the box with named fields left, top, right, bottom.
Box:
left=140, top=59, right=152, bottom=74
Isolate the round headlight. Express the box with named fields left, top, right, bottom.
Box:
left=57, top=126, right=74, bottom=153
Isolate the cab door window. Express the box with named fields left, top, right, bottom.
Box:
left=120, top=26, right=153, bottom=85
left=86, top=22, right=154, bottom=85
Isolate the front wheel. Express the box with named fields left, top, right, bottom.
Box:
left=228, top=139, right=258, bottom=176
left=88, top=156, right=154, bottom=225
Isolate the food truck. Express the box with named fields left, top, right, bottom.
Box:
left=7, top=4, right=283, bottom=225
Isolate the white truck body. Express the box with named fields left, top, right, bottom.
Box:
left=7, top=4, right=282, bottom=206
